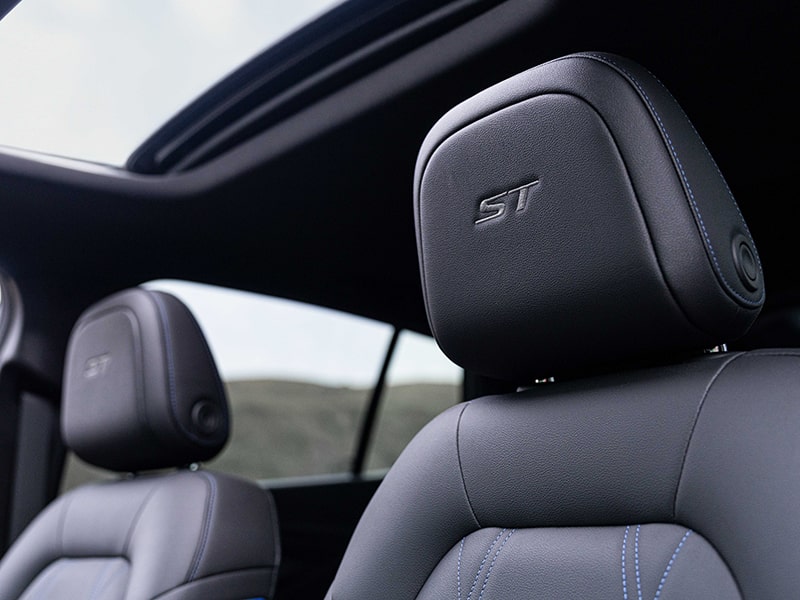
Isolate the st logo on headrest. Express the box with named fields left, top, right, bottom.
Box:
left=475, top=179, right=539, bottom=225
left=83, top=354, right=111, bottom=379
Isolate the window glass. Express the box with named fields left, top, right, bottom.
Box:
left=366, top=330, right=461, bottom=472
left=150, top=279, right=393, bottom=480
left=0, top=0, right=344, bottom=164
left=62, top=279, right=392, bottom=488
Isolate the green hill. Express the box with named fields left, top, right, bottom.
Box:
left=62, top=379, right=457, bottom=489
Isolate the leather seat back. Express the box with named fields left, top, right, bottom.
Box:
left=0, top=288, right=280, bottom=599
left=326, top=54, right=797, bottom=599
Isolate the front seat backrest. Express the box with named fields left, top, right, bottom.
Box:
left=325, top=53, right=796, bottom=599
left=0, top=288, right=280, bottom=600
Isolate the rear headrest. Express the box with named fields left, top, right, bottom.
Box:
left=62, top=288, right=229, bottom=472
left=415, top=52, right=764, bottom=382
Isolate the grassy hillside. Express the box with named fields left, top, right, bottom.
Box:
left=62, top=379, right=457, bottom=490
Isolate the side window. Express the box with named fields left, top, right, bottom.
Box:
left=365, top=330, right=461, bottom=473
left=149, top=280, right=393, bottom=480
left=61, top=280, right=461, bottom=489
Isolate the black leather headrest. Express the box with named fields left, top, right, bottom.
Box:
left=415, top=52, right=764, bottom=382
left=62, top=288, right=229, bottom=472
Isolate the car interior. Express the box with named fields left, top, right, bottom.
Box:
left=0, top=288, right=281, bottom=598
left=0, top=0, right=795, bottom=598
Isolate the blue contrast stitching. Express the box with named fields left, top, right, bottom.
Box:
left=478, top=528, right=515, bottom=600
left=653, top=529, right=693, bottom=599
left=30, top=560, right=65, bottom=599
left=188, top=472, right=217, bottom=581
left=88, top=560, right=126, bottom=600
left=634, top=525, right=643, bottom=600
left=466, top=529, right=506, bottom=600
left=87, top=561, right=114, bottom=600
left=457, top=537, right=465, bottom=600
left=622, top=525, right=630, bottom=600
left=646, top=74, right=761, bottom=262
left=150, top=292, right=180, bottom=429
left=580, top=53, right=762, bottom=307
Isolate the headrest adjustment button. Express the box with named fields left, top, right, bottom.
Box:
left=732, top=233, right=759, bottom=292
left=191, top=399, right=222, bottom=437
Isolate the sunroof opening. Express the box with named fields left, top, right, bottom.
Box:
left=0, top=0, right=343, bottom=166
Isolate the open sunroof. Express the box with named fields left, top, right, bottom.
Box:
left=0, top=0, right=343, bottom=166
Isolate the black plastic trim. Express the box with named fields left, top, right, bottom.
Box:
left=351, top=327, right=400, bottom=475
left=127, top=0, right=506, bottom=174
left=0, top=0, right=21, bottom=22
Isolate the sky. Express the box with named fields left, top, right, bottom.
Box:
left=147, top=280, right=460, bottom=387
left=0, top=0, right=342, bottom=164
left=0, top=1, right=461, bottom=387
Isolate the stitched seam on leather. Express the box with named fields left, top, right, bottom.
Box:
left=416, top=50, right=762, bottom=352
left=455, top=402, right=481, bottom=529
left=413, top=178, right=435, bottom=348
left=27, top=559, right=65, bottom=598
left=123, top=484, right=159, bottom=556
left=478, top=528, right=515, bottom=600
left=653, top=530, right=692, bottom=599
left=577, top=94, right=712, bottom=339
left=622, top=525, right=630, bottom=600
left=582, top=53, right=760, bottom=307
left=646, top=72, right=762, bottom=274
left=87, top=561, right=112, bottom=600
left=466, top=528, right=506, bottom=600
left=457, top=537, right=465, bottom=600
left=634, top=524, right=643, bottom=600
left=150, top=291, right=219, bottom=447
left=672, top=349, right=795, bottom=600
left=87, top=559, right=125, bottom=600
left=672, top=352, right=744, bottom=518
left=149, top=292, right=184, bottom=440
left=187, top=471, right=217, bottom=582
left=578, top=53, right=762, bottom=308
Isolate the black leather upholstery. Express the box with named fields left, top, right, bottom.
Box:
left=415, top=52, right=762, bottom=381
left=0, top=288, right=280, bottom=599
left=326, top=54, right=796, bottom=599
left=63, top=289, right=229, bottom=472
left=0, top=470, right=280, bottom=600
left=331, top=350, right=800, bottom=598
